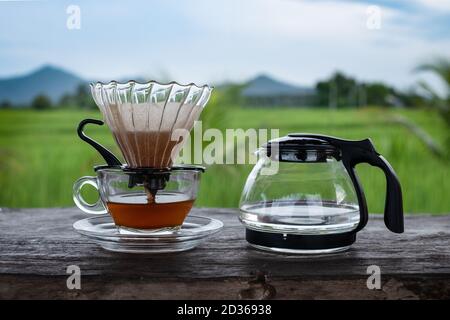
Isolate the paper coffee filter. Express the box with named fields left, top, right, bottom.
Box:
left=90, top=81, right=212, bottom=168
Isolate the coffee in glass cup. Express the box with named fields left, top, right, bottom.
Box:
left=73, top=166, right=203, bottom=232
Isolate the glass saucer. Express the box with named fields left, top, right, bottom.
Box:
left=73, top=214, right=223, bottom=253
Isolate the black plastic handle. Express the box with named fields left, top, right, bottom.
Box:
left=299, top=134, right=404, bottom=233
left=77, top=119, right=122, bottom=166
left=369, top=155, right=404, bottom=233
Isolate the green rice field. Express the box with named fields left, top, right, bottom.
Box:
left=0, top=106, right=448, bottom=214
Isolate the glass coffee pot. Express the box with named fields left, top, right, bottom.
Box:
left=239, top=134, right=404, bottom=254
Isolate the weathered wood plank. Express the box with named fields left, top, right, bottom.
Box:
left=2, top=275, right=449, bottom=299
left=0, top=207, right=449, bottom=299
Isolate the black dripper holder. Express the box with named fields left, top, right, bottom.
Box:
left=78, top=118, right=171, bottom=198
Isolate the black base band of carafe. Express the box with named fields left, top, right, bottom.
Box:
left=245, top=229, right=356, bottom=251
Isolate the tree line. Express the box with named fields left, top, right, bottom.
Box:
left=0, top=58, right=448, bottom=112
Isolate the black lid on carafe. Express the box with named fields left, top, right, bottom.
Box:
left=265, top=134, right=341, bottom=162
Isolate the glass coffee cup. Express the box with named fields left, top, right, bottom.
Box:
left=73, top=165, right=203, bottom=233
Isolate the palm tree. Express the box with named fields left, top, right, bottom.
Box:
left=416, top=57, right=450, bottom=157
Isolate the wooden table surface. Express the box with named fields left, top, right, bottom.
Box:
left=0, top=207, right=449, bottom=299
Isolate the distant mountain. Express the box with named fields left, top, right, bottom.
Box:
left=241, top=74, right=317, bottom=107
left=242, top=74, right=316, bottom=97
left=0, top=65, right=84, bottom=106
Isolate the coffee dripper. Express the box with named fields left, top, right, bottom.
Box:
left=239, top=134, right=404, bottom=254
left=73, top=80, right=214, bottom=234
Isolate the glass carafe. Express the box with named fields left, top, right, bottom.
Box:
left=239, top=134, right=404, bottom=254
left=240, top=155, right=360, bottom=235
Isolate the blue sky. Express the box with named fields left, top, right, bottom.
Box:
left=0, top=0, right=449, bottom=90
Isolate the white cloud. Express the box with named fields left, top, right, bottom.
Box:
left=166, top=0, right=450, bottom=89
left=180, top=0, right=393, bottom=41
left=0, top=0, right=449, bottom=90
left=414, top=0, right=450, bottom=12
